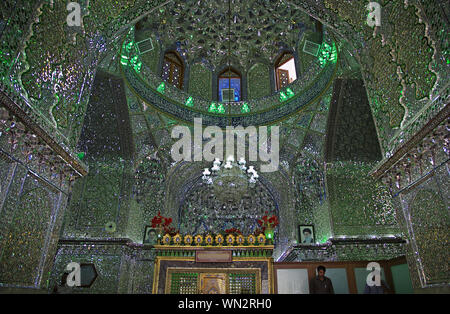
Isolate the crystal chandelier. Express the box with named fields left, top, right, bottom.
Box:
left=202, top=156, right=259, bottom=203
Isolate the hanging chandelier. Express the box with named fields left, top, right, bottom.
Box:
left=202, top=156, right=259, bottom=203
left=200, top=2, right=260, bottom=204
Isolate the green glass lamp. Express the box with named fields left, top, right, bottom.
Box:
left=157, top=82, right=166, bottom=94
left=217, top=103, right=226, bottom=114
left=279, top=91, right=288, bottom=102
left=264, top=228, right=274, bottom=242
left=208, top=102, right=217, bottom=113
left=286, top=88, right=295, bottom=98
left=241, top=102, right=250, bottom=113
left=185, top=96, right=194, bottom=107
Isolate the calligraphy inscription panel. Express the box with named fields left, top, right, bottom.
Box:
left=195, top=250, right=232, bottom=263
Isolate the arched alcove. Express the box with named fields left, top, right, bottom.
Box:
left=247, top=63, right=271, bottom=99
left=188, top=62, right=212, bottom=99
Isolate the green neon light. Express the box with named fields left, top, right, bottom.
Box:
left=208, top=102, right=217, bottom=113
left=128, top=55, right=142, bottom=73
left=157, top=82, right=166, bottom=94
left=241, top=102, right=250, bottom=113
left=264, top=229, right=274, bottom=240
left=134, top=61, right=142, bottom=73
left=330, top=43, right=337, bottom=63
left=125, top=41, right=134, bottom=52
left=121, top=39, right=140, bottom=72
left=217, top=103, right=226, bottom=114
left=279, top=91, right=288, bottom=102
left=130, top=55, right=138, bottom=65
left=120, top=55, right=129, bottom=66
left=286, top=88, right=295, bottom=98
left=185, top=96, right=194, bottom=107
left=318, top=42, right=337, bottom=67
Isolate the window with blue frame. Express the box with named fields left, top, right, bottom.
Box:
left=218, top=69, right=241, bottom=102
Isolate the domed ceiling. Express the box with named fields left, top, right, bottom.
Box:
left=136, top=0, right=314, bottom=69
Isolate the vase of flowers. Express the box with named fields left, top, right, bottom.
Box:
left=151, top=211, right=176, bottom=244
left=257, top=213, right=279, bottom=243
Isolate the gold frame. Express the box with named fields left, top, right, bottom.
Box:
left=152, top=256, right=274, bottom=294
left=164, top=267, right=261, bottom=294
left=200, top=273, right=227, bottom=294
left=153, top=245, right=274, bottom=249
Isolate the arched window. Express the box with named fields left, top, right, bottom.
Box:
left=161, top=51, right=184, bottom=89
left=218, top=68, right=241, bottom=102
left=275, top=53, right=297, bottom=91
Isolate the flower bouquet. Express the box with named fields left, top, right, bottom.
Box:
left=151, top=211, right=178, bottom=243
left=257, top=213, right=279, bottom=242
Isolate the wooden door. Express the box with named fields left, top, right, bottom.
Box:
left=277, top=69, right=290, bottom=90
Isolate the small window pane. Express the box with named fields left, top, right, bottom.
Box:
left=219, top=77, right=241, bottom=102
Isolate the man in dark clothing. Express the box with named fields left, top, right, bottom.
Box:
left=309, top=265, right=334, bottom=294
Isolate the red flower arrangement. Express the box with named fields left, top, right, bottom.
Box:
left=257, top=213, right=279, bottom=231
left=164, top=226, right=178, bottom=236
left=151, top=212, right=178, bottom=236
left=225, top=228, right=242, bottom=235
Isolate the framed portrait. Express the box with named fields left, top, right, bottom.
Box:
left=298, top=225, right=315, bottom=244
left=143, top=226, right=158, bottom=245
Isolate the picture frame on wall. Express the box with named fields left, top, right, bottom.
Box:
left=143, top=226, right=158, bottom=245
left=298, top=225, right=315, bottom=244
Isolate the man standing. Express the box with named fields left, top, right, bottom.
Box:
left=309, top=265, right=335, bottom=294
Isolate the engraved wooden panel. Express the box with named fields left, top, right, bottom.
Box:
left=277, top=69, right=289, bottom=90
left=200, top=273, right=226, bottom=294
